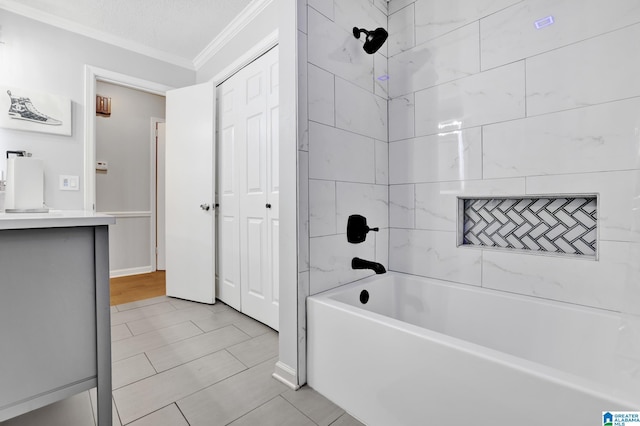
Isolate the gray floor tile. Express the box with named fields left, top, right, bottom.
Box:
left=1, top=391, right=95, bottom=426
left=113, top=350, right=245, bottom=424
left=127, top=404, right=188, bottom=426
left=233, top=316, right=274, bottom=337
left=126, top=306, right=215, bottom=335
left=191, top=307, right=251, bottom=332
left=89, top=388, right=122, bottom=426
left=330, top=413, right=366, bottom=426
left=146, top=324, right=251, bottom=372
left=167, top=297, right=202, bottom=310
left=111, top=302, right=176, bottom=326
left=115, top=296, right=170, bottom=312
left=112, top=353, right=157, bottom=389
left=227, top=330, right=279, bottom=367
left=282, top=386, right=344, bottom=426
left=110, top=306, right=118, bottom=314
left=177, top=357, right=287, bottom=426
left=229, top=396, right=315, bottom=426
left=111, top=324, right=133, bottom=342
left=111, top=321, right=202, bottom=362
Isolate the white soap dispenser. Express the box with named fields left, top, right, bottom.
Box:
left=5, top=151, right=47, bottom=213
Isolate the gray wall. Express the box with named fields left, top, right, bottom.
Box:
left=96, top=81, right=165, bottom=275
left=0, top=9, right=194, bottom=210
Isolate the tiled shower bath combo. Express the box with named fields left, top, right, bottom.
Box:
left=300, top=0, right=640, bottom=424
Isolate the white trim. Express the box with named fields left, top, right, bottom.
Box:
left=110, top=266, right=153, bottom=278
left=210, top=30, right=279, bottom=85
left=101, top=211, right=152, bottom=218
left=272, top=361, right=299, bottom=390
left=193, top=0, right=275, bottom=70
left=150, top=117, right=164, bottom=272
left=84, top=65, right=174, bottom=212
left=0, top=0, right=194, bottom=69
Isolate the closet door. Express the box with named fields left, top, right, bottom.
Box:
left=217, top=46, right=279, bottom=330
left=217, top=81, right=241, bottom=310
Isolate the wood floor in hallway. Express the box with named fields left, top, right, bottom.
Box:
left=110, top=271, right=166, bottom=306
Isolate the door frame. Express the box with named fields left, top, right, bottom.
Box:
left=84, top=67, right=173, bottom=276
left=84, top=66, right=174, bottom=213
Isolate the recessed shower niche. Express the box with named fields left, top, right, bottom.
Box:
left=459, top=196, right=598, bottom=258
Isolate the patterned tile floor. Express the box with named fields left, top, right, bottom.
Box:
left=1, top=296, right=364, bottom=426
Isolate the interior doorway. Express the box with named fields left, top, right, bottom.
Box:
left=94, top=81, right=165, bottom=277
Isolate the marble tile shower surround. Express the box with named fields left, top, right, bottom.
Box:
left=383, top=0, right=640, bottom=314
left=298, top=0, right=390, bottom=384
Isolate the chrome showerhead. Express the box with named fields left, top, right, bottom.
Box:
left=352, top=27, right=388, bottom=54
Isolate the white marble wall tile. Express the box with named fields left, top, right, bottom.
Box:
left=390, top=184, right=415, bottom=228
left=375, top=139, right=389, bottom=184
left=374, top=53, right=389, bottom=99
left=375, top=228, right=389, bottom=272
left=526, top=171, right=640, bottom=243
left=414, top=61, right=525, bottom=137
left=298, top=0, right=308, bottom=33
left=298, top=151, right=310, bottom=272
left=373, top=0, right=388, bottom=15
left=309, top=179, right=337, bottom=237
left=481, top=0, right=640, bottom=70
left=309, top=121, right=375, bottom=183
left=389, top=0, right=414, bottom=15
left=310, top=234, right=376, bottom=294
left=308, top=64, right=335, bottom=126
left=526, top=23, right=640, bottom=116
left=335, top=77, right=388, bottom=141
left=308, top=7, right=374, bottom=92
left=308, top=0, right=334, bottom=20
left=482, top=240, right=639, bottom=312
left=389, top=127, right=483, bottom=184
left=389, top=94, right=414, bottom=142
left=336, top=182, right=389, bottom=233
left=483, top=97, right=640, bottom=179
left=335, top=0, right=388, bottom=55
left=388, top=3, right=415, bottom=57
left=298, top=31, right=309, bottom=151
left=414, top=178, right=525, bottom=231
left=415, top=0, right=520, bottom=46
left=389, top=21, right=480, bottom=98
left=389, top=228, right=482, bottom=285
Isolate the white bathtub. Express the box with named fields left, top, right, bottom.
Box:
left=307, top=272, right=640, bottom=426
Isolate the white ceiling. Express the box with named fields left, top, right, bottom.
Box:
left=0, top=0, right=256, bottom=69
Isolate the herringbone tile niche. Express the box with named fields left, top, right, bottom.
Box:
left=461, top=196, right=597, bottom=257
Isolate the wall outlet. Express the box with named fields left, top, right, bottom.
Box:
left=96, top=161, right=108, bottom=171
left=59, top=175, right=79, bottom=191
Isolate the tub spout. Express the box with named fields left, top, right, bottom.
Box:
left=352, top=257, right=386, bottom=274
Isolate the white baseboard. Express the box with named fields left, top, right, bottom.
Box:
left=272, top=361, right=299, bottom=390
left=110, top=266, right=153, bottom=278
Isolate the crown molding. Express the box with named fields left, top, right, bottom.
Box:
left=192, top=0, right=274, bottom=71
left=0, top=0, right=196, bottom=70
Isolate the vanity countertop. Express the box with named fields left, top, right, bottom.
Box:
left=0, top=210, right=115, bottom=230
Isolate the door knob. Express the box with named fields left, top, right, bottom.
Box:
left=200, top=204, right=210, bottom=211
left=266, top=203, right=272, bottom=209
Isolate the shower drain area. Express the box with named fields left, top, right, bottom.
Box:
left=459, top=196, right=597, bottom=257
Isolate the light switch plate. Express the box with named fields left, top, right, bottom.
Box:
left=59, top=175, right=79, bottom=191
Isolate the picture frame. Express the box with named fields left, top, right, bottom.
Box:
left=0, top=86, right=72, bottom=136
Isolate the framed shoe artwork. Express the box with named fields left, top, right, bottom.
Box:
left=0, top=86, right=72, bottom=136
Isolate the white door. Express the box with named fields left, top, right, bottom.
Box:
left=165, top=82, right=216, bottom=304
left=156, top=122, right=166, bottom=270
left=217, top=46, right=279, bottom=329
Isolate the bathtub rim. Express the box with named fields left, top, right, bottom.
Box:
left=306, top=272, right=639, bottom=409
